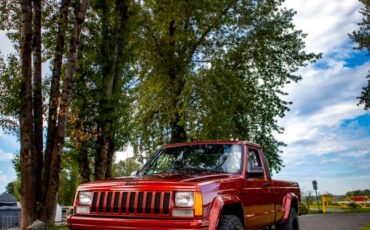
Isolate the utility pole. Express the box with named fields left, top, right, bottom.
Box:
left=312, top=180, right=321, bottom=212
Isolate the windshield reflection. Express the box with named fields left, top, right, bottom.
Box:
left=140, top=144, right=243, bottom=176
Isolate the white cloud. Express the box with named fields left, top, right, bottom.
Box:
left=0, top=170, right=8, bottom=193
left=277, top=61, right=369, bottom=161
left=284, top=0, right=362, bottom=54
left=275, top=0, right=370, bottom=195
left=0, top=149, right=14, bottom=161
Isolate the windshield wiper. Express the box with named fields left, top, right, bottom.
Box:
left=172, top=167, right=224, bottom=173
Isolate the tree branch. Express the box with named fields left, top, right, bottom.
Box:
left=188, top=2, right=234, bottom=61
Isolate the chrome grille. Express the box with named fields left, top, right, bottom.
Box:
left=91, top=191, right=172, bottom=215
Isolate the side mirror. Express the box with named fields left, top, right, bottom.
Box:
left=247, top=167, right=264, bottom=178
left=130, top=171, right=137, bottom=176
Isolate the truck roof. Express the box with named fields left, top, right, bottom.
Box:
left=161, top=140, right=260, bottom=149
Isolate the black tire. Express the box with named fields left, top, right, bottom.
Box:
left=218, top=215, right=244, bottom=230
left=277, top=209, right=299, bottom=230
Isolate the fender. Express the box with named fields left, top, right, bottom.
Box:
left=281, top=193, right=299, bottom=223
left=208, top=194, right=243, bottom=230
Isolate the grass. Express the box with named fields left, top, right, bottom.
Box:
left=360, top=223, right=370, bottom=230
left=50, top=224, right=69, bottom=230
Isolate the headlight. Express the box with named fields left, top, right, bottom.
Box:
left=175, top=192, right=194, bottom=207
left=79, top=191, right=93, bottom=206
left=76, top=206, right=90, bottom=214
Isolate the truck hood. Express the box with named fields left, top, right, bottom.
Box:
left=78, top=173, right=242, bottom=190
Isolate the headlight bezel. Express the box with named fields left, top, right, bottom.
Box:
left=175, top=191, right=194, bottom=208
left=78, top=191, right=93, bottom=206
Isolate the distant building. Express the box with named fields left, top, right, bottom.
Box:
left=0, top=193, right=17, bottom=207
left=0, top=193, right=20, bottom=229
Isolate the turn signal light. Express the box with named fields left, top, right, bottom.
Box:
left=194, top=192, right=203, bottom=216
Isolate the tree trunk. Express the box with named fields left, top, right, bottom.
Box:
left=19, top=0, right=37, bottom=229
left=42, top=0, right=71, bottom=200
left=94, top=134, right=109, bottom=180
left=105, top=141, right=115, bottom=179
left=40, top=0, right=89, bottom=225
left=32, top=0, right=43, bottom=208
left=94, top=0, right=129, bottom=181
left=167, top=20, right=187, bottom=143
left=78, top=142, right=91, bottom=183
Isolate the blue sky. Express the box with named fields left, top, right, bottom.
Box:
left=0, top=0, right=369, bottom=195
left=274, top=0, right=370, bottom=195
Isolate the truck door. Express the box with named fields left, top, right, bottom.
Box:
left=241, top=147, right=275, bottom=229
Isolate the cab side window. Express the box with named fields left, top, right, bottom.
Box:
left=247, top=149, right=264, bottom=178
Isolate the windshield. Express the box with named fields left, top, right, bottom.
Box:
left=140, top=144, right=243, bottom=175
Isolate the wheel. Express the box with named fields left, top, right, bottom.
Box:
left=277, top=209, right=299, bottom=230
left=218, top=215, right=244, bottom=230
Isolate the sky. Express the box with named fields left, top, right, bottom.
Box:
left=0, top=0, right=369, bottom=195
left=274, top=0, right=370, bottom=195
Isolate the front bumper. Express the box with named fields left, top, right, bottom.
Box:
left=67, top=215, right=210, bottom=230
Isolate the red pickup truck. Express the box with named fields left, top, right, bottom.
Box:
left=67, top=140, right=300, bottom=230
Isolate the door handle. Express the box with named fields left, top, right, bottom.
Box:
left=262, top=182, right=270, bottom=187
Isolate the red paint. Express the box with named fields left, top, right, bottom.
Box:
left=350, top=196, right=367, bottom=202
left=281, top=193, right=298, bottom=223
left=68, top=140, right=300, bottom=230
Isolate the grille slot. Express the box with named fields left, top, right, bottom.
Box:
left=91, top=191, right=172, bottom=215
left=121, top=192, right=128, bottom=213
left=137, top=192, right=144, bottom=213
left=154, top=192, right=161, bottom=214
left=163, top=192, right=170, bottom=214
left=91, top=192, right=98, bottom=212
left=98, top=192, right=105, bottom=212
left=129, top=192, right=136, bottom=213
left=106, top=192, right=112, bottom=212
left=145, top=192, right=152, bottom=214
left=113, top=192, right=120, bottom=213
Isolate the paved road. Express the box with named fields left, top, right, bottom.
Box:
left=300, top=213, right=370, bottom=230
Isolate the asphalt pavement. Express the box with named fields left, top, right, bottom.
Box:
left=299, top=213, right=370, bottom=230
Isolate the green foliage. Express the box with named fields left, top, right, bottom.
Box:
left=112, top=157, right=141, bottom=177
left=361, top=223, right=370, bottom=230
left=0, top=53, right=21, bottom=132
left=299, top=190, right=315, bottom=215
left=1, top=0, right=320, bottom=195
left=69, top=0, right=135, bottom=178
left=58, top=149, right=80, bottom=206
left=0, top=0, right=21, bottom=49
left=4, top=154, right=22, bottom=201
left=299, top=202, right=309, bottom=215
left=132, top=0, right=320, bottom=172
left=348, top=202, right=361, bottom=208
left=351, top=0, right=370, bottom=53
left=5, top=180, right=21, bottom=201
left=350, top=0, right=370, bottom=109
left=346, top=189, right=370, bottom=196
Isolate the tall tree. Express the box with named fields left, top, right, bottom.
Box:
left=132, top=0, right=319, bottom=171
left=3, top=0, right=90, bottom=227
left=42, top=0, right=71, bottom=203
left=40, top=0, right=89, bottom=225
left=32, top=0, right=43, bottom=208
left=19, top=1, right=36, bottom=228
left=94, top=0, right=132, bottom=180
left=68, top=0, right=134, bottom=182
left=350, top=0, right=370, bottom=109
